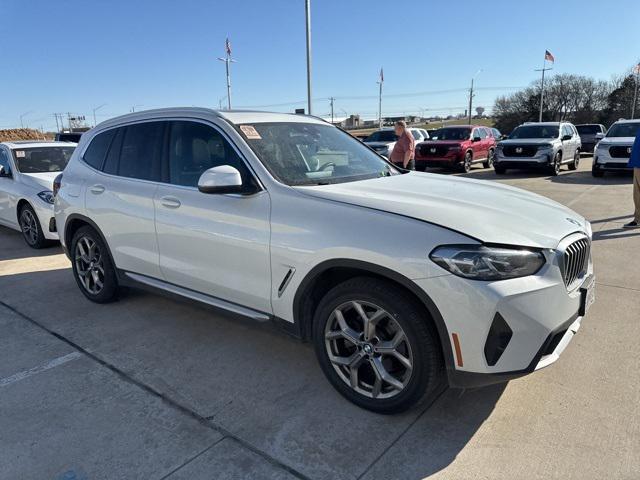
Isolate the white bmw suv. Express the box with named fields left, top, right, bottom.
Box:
left=55, top=108, right=594, bottom=413
left=0, top=141, right=75, bottom=248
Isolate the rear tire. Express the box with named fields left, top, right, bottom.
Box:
left=70, top=225, right=119, bottom=303
left=483, top=149, right=494, bottom=168
left=19, top=204, right=48, bottom=249
left=312, top=277, right=443, bottom=413
left=569, top=150, right=580, bottom=171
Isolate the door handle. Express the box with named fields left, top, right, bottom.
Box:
left=90, top=184, right=105, bottom=194
left=160, top=196, right=181, bottom=209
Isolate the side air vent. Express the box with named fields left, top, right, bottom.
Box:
left=277, top=268, right=295, bottom=298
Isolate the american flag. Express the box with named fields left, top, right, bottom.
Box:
left=380, top=67, right=384, bottom=83
left=225, top=37, right=232, bottom=56
left=544, top=50, right=555, bottom=63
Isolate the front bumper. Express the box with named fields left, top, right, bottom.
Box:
left=415, top=153, right=463, bottom=168
left=415, top=248, right=594, bottom=388
left=494, top=150, right=553, bottom=169
left=593, top=154, right=633, bottom=171
left=31, top=199, right=59, bottom=241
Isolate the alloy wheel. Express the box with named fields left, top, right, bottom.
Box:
left=324, top=300, right=413, bottom=399
left=463, top=153, right=472, bottom=173
left=74, top=236, right=105, bottom=295
left=20, top=209, right=39, bottom=245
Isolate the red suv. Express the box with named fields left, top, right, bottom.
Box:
left=414, top=125, right=497, bottom=172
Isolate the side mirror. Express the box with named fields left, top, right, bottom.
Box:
left=198, top=165, right=244, bottom=194
left=0, top=165, right=10, bottom=178
left=561, top=134, right=572, bottom=141
left=595, top=132, right=605, bottom=140
left=472, top=136, right=481, bottom=142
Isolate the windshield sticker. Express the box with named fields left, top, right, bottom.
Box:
left=15, top=150, right=25, bottom=158
left=240, top=125, right=262, bottom=140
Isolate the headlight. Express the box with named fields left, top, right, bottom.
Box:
left=538, top=144, right=553, bottom=151
left=430, top=245, right=546, bottom=280
left=37, top=190, right=55, bottom=204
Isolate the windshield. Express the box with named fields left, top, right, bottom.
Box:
left=576, top=125, right=601, bottom=135
left=607, top=123, right=640, bottom=138
left=509, top=125, right=559, bottom=139
left=429, top=127, right=471, bottom=141
left=13, top=146, right=75, bottom=173
left=365, top=130, right=398, bottom=142
left=238, top=122, right=399, bottom=186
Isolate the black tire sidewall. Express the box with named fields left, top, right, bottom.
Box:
left=70, top=226, right=119, bottom=303
left=312, top=277, right=441, bottom=413
left=19, top=204, right=47, bottom=249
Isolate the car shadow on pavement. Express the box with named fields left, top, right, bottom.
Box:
left=0, top=266, right=506, bottom=480
left=548, top=170, right=633, bottom=185
left=0, top=226, right=64, bottom=262
left=592, top=225, right=640, bottom=241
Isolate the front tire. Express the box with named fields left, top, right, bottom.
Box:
left=494, top=165, right=507, bottom=175
left=460, top=151, right=473, bottom=173
left=70, top=226, right=119, bottom=303
left=592, top=165, right=604, bottom=177
left=19, top=204, right=48, bottom=249
left=312, top=277, right=442, bottom=413
left=548, top=152, right=561, bottom=176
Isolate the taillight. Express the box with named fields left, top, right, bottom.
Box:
left=53, top=173, right=63, bottom=197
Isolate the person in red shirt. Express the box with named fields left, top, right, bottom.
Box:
left=389, top=121, right=415, bottom=170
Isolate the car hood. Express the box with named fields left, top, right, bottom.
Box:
left=20, top=172, right=59, bottom=191
left=295, top=173, right=588, bottom=249
left=597, top=137, right=635, bottom=146
left=499, top=139, right=558, bottom=146
left=365, top=141, right=395, bottom=148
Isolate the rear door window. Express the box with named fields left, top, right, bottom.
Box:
left=117, top=122, right=165, bottom=181
left=83, top=129, right=117, bottom=170
left=103, top=128, right=124, bottom=175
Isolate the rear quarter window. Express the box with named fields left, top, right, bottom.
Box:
left=83, top=129, right=117, bottom=170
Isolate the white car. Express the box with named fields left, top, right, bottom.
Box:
left=592, top=119, right=640, bottom=177
left=55, top=108, right=594, bottom=413
left=363, top=127, right=428, bottom=159
left=0, top=141, right=75, bottom=248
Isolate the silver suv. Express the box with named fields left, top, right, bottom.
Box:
left=494, top=122, right=582, bottom=176
left=592, top=119, right=640, bottom=177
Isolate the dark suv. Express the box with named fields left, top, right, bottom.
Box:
left=575, top=124, right=606, bottom=153
left=414, top=125, right=496, bottom=172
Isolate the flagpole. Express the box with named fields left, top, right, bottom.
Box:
left=377, top=68, right=383, bottom=129
left=632, top=67, right=639, bottom=119
left=218, top=38, right=236, bottom=110
left=535, top=54, right=552, bottom=122
left=305, top=0, right=313, bottom=115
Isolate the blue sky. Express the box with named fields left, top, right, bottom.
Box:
left=1, top=0, right=638, bottom=130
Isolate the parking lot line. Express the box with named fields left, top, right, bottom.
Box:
left=0, top=351, right=81, bottom=388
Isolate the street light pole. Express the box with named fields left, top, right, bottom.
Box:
left=92, top=104, right=107, bottom=127
left=329, top=97, right=335, bottom=123
left=305, top=0, right=312, bottom=115
left=468, top=70, right=481, bottom=125
left=535, top=61, right=553, bottom=122
left=218, top=38, right=236, bottom=110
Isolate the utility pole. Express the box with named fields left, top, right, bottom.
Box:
left=631, top=64, right=640, bottom=119
left=92, top=104, right=106, bottom=127
left=20, top=111, right=33, bottom=129
left=377, top=67, right=384, bottom=128
left=53, top=113, right=60, bottom=132
left=329, top=97, right=335, bottom=123
left=305, top=0, right=313, bottom=115
left=536, top=51, right=554, bottom=122
left=217, top=38, right=236, bottom=110
left=468, top=70, right=482, bottom=125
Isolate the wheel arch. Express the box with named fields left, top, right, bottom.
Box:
left=16, top=198, right=32, bottom=221
left=63, top=214, right=117, bottom=268
left=292, top=259, right=454, bottom=371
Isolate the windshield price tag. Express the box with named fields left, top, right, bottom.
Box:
left=240, top=125, right=261, bottom=140
left=15, top=150, right=25, bottom=158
